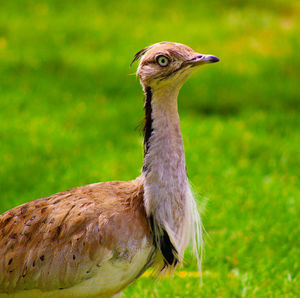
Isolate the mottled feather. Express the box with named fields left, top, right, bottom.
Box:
left=0, top=178, right=154, bottom=296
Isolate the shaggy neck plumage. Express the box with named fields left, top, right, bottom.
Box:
left=142, top=85, right=192, bottom=268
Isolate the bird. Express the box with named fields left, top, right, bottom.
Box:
left=0, top=42, right=219, bottom=297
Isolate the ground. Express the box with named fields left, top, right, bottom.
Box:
left=0, top=0, right=299, bottom=296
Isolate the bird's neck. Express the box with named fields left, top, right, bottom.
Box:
left=143, top=85, right=183, bottom=161
left=142, top=85, right=192, bottom=266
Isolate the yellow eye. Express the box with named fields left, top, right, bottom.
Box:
left=156, top=55, right=169, bottom=67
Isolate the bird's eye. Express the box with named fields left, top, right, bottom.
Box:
left=156, top=55, right=169, bottom=67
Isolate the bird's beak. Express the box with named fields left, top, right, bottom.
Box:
left=200, top=54, right=220, bottom=64
left=183, top=54, right=220, bottom=67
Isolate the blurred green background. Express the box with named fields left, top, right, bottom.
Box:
left=0, top=0, right=299, bottom=296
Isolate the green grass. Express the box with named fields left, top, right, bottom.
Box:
left=0, top=0, right=299, bottom=296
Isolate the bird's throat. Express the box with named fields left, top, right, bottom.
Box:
left=143, top=86, right=182, bottom=161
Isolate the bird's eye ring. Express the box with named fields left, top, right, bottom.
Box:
left=156, top=55, right=169, bottom=67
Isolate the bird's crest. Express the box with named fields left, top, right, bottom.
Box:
left=130, top=47, right=149, bottom=67
left=130, top=42, right=171, bottom=67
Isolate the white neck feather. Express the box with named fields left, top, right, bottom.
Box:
left=142, top=86, right=202, bottom=267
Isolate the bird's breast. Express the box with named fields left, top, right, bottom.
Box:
left=0, top=239, right=155, bottom=298
left=59, top=240, right=155, bottom=297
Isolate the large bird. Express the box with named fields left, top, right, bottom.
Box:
left=0, top=42, right=219, bottom=297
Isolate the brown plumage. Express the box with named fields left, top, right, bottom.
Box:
left=0, top=42, right=219, bottom=297
left=0, top=178, right=151, bottom=296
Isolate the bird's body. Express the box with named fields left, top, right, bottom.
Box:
left=0, top=178, right=153, bottom=297
left=0, top=42, right=219, bottom=297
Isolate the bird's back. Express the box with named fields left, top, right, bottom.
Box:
left=0, top=177, right=154, bottom=297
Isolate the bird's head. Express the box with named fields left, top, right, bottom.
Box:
left=131, top=42, right=219, bottom=92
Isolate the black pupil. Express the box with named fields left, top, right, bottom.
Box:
left=160, top=58, right=166, bottom=64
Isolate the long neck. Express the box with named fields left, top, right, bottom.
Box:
left=143, top=86, right=184, bottom=168
left=142, top=85, right=192, bottom=267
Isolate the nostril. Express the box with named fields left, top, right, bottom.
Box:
left=191, top=55, right=203, bottom=61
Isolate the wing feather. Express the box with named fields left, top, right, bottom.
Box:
left=0, top=178, right=149, bottom=293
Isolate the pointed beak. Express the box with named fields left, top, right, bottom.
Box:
left=183, top=54, right=220, bottom=67
left=201, top=54, right=220, bottom=63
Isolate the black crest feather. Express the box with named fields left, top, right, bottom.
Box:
left=130, top=47, right=149, bottom=67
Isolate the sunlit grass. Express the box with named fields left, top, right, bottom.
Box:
left=0, top=0, right=299, bottom=296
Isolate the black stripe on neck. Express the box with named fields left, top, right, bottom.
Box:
left=143, top=86, right=153, bottom=156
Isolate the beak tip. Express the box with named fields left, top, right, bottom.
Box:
left=207, top=55, right=220, bottom=63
